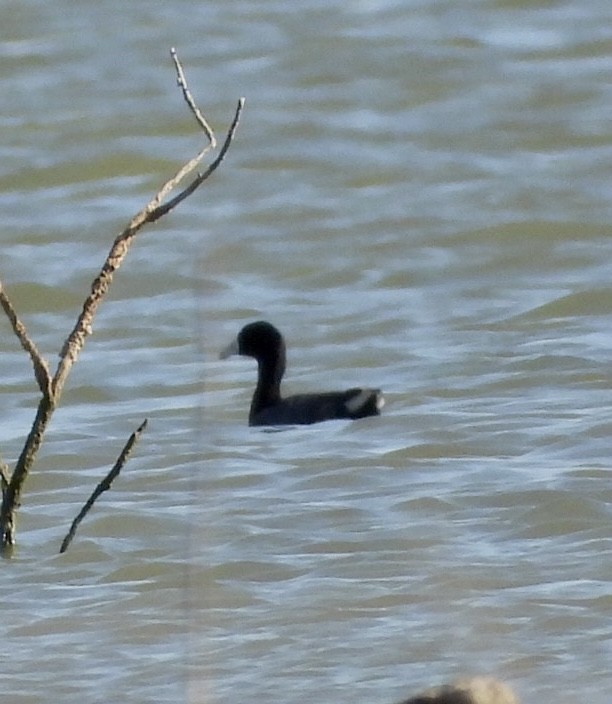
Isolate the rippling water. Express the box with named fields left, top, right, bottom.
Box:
left=2, top=2, right=612, bottom=703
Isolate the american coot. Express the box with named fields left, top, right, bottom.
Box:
left=220, top=320, right=384, bottom=426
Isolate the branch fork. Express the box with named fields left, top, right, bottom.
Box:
left=0, top=50, right=244, bottom=550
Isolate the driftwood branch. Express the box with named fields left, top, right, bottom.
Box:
left=150, top=96, right=244, bottom=222
left=170, top=47, right=216, bottom=147
left=53, top=77, right=244, bottom=395
left=59, top=419, right=147, bottom=554
left=0, top=282, right=51, bottom=397
left=0, top=49, right=244, bottom=550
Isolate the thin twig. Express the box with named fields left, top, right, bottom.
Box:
left=150, top=97, right=245, bottom=221
left=59, top=419, right=147, bottom=554
left=0, top=281, right=52, bottom=397
left=170, top=47, right=216, bottom=147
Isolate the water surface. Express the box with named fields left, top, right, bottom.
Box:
left=1, top=2, right=612, bottom=703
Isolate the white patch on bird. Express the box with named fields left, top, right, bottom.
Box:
left=345, top=389, right=379, bottom=414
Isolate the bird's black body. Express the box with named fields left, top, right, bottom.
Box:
left=220, top=321, right=383, bottom=427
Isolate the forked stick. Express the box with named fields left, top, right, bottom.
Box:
left=0, top=50, right=244, bottom=549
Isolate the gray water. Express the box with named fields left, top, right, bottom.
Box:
left=1, top=1, right=612, bottom=702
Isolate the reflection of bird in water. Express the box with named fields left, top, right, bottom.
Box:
left=398, top=677, right=518, bottom=704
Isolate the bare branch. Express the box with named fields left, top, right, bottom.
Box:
left=0, top=281, right=52, bottom=397
left=0, top=48, right=244, bottom=550
left=52, top=58, right=245, bottom=397
left=145, top=48, right=225, bottom=211
left=170, top=47, right=216, bottom=147
left=59, top=419, right=147, bottom=554
left=53, top=233, right=139, bottom=396
left=150, top=97, right=245, bottom=222
left=1, top=397, right=54, bottom=547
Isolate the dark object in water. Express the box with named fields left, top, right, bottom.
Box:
left=398, top=677, right=518, bottom=704
left=220, top=320, right=383, bottom=426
